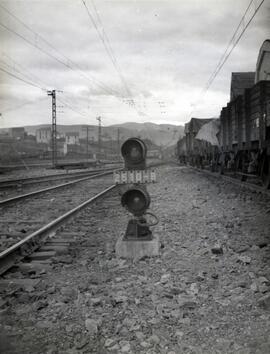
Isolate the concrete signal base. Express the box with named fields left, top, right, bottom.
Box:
left=115, top=235, right=160, bottom=260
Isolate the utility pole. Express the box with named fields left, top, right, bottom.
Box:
left=86, top=126, right=89, bottom=161
left=117, top=128, right=120, bottom=157
left=47, top=90, right=57, bottom=167
left=82, top=125, right=90, bottom=161
left=96, top=116, right=102, bottom=156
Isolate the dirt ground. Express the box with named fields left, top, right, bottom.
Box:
left=1, top=165, right=270, bottom=354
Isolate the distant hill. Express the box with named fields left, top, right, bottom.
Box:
left=1, top=122, right=184, bottom=147
left=110, top=122, right=184, bottom=147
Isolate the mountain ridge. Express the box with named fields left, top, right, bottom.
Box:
left=0, top=122, right=184, bottom=147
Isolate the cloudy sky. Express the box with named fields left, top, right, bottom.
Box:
left=0, top=0, right=269, bottom=128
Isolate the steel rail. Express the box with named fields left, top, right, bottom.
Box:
left=0, top=166, right=121, bottom=189
left=0, top=161, right=162, bottom=190
left=0, top=184, right=117, bottom=275
left=189, top=167, right=270, bottom=196
left=0, top=162, right=165, bottom=206
left=0, top=169, right=119, bottom=206
left=0, top=162, right=164, bottom=274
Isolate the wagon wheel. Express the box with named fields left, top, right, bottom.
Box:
left=219, top=162, right=224, bottom=175
left=240, top=154, right=247, bottom=181
left=261, top=155, right=270, bottom=189
left=235, top=153, right=241, bottom=177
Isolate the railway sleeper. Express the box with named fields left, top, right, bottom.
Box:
left=39, top=245, right=69, bottom=254
left=28, top=251, right=57, bottom=261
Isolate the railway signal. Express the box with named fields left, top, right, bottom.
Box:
left=121, top=186, right=150, bottom=217
left=115, top=138, right=159, bottom=259
left=114, top=138, right=156, bottom=184
left=121, top=137, right=146, bottom=170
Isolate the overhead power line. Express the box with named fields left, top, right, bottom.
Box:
left=58, top=97, right=88, bottom=118
left=205, top=0, right=265, bottom=91
left=0, top=52, right=91, bottom=118
left=0, top=2, right=149, bottom=120
left=0, top=6, right=122, bottom=98
left=81, top=0, right=135, bottom=101
left=190, top=0, right=265, bottom=118
left=90, top=0, right=134, bottom=99
left=0, top=21, right=74, bottom=71
left=0, top=56, right=48, bottom=90
left=1, top=96, right=48, bottom=114
left=205, top=0, right=253, bottom=89
left=1, top=51, right=91, bottom=104
left=81, top=0, right=155, bottom=122
left=0, top=65, right=46, bottom=91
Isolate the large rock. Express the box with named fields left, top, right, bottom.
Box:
left=177, top=295, right=197, bottom=309
left=211, top=244, right=223, bottom=255
left=258, top=294, right=270, bottom=310
left=85, top=318, right=98, bottom=336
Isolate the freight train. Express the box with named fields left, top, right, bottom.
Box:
left=176, top=40, right=270, bottom=189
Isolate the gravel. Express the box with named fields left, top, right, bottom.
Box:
left=0, top=165, right=270, bottom=353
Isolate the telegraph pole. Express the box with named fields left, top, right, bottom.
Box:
left=117, top=128, right=120, bottom=157
left=82, top=125, right=90, bottom=161
left=47, top=90, right=57, bottom=167
left=96, top=116, right=102, bottom=155
left=86, top=126, right=89, bottom=160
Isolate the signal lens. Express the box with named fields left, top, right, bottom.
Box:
left=121, top=138, right=146, bottom=166
left=121, top=187, right=150, bottom=216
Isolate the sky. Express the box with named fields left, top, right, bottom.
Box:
left=0, top=0, right=269, bottom=128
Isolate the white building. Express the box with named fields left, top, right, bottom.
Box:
left=36, top=128, right=51, bottom=144
left=65, top=132, right=80, bottom=145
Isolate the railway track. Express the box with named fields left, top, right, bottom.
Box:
left=189, top=166, right=270, bottom=196
left=0, top=160, right=165, bottom=204
left=0, top=184, right=116, bottom=275
left=0, top=162, right=164, bottom=275
left=0, top=170, right=117, bottom=261
left=0, top=168, right=120, bottom=206
left=0, top=162, right=164, bottom=274
left=0, top=166, right=122, bottom=190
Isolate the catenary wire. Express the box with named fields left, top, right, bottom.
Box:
left=0, top=3, right=152, bottom=121
left=81, top=0, right=142, bottom=113
left=89, top=0, right=134, bottom=99
left=0, top=15, right=121, bottom=98
left=1, top=96, right=48, bottom=114
left=190, top=0, right=265, bottom=118
left=0, top=66, right=47, bottom=91
left=205, top=0, right=255, bottom=89
left=0, top=2, right=123, bottom=97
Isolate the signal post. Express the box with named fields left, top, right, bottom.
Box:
left=114, top=138, right=160, bottom=260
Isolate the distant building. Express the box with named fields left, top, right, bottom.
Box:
left=57, top=139, right=66, bottom=157
left=81, top=126, right=97, bottom=142
left=9, top=127, right=25, bottom=140
left=148, top=149, right=160, bottom=158
left=230, top=72, right=255, bottom=101
left=255, top=39, right=270, bottom=83
left=36, top=127, right=51, bottom=144
left=65, top=132, right=79, bottom=145
left=0, top=130, right=9, bottom=137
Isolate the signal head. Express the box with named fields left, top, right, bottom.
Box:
left=121, top=186, right=150, bottom=216
left=121, top=138, right=147, bottom=170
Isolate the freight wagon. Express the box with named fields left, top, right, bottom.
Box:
left=184, top=118, right=213, bottom=167
left=176, top=136, right=187, bottom=164
left=219, top=80, right=270, bottom=187
left=177, top=118, right=219, bottom=169
left=176, top=40, right=270, bottom=188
